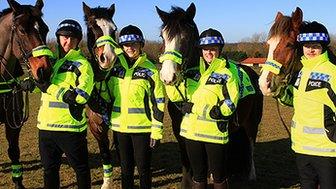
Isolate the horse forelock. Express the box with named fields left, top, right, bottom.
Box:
left=268, top=16, right=292, bottom=39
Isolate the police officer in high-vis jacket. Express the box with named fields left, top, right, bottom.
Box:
left=179, top=28, right=240, bottom=189
left=26, top=19, right=94, bottom=189
left=109, top=25, right=165, bottom=189
left=275, top=21, right=336, bottom=189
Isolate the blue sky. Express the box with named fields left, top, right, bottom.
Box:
left=1, top=0, right=335, bottom=42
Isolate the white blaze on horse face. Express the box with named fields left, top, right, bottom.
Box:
left=258, top=36, right=281, bottom=96
left=160, top=27, right=181, bottom=84
left=258, top=70, right=272, bottom=96
left=95, top=18, right=117, bottom=70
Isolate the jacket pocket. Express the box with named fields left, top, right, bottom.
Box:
left=324, top=105, right=336, bottom=143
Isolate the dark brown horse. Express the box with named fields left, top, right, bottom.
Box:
left=0, top=0, right=51, bottom=188
left=156, top=3, right=263, bottom=187
left=83, top=2, right=121, bottom=188
left=259, top=7, right=303, bottom=96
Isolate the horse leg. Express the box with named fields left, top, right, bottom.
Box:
left=168, top=101, right=192, bottom=189
left=87, top=108, right=113, bottom=189
left=5, top=124, right=25, bottom=189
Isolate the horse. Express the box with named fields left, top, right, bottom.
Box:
left=156, top=3, right=263, bottom=187
left=0, top=0, right=51, bottom=188
left=83, top=2, right=121, bottom=188
left=259, top=7, right=303, bottom=97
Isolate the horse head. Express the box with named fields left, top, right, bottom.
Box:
left=156, top=3, right=199, bottom=85
left=1, top=0, right=52, bottom=82
left=259, top=7, right=303, bottom=96
left=83, top=2, right=119, bottom=80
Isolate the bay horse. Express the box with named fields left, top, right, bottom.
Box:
left=0, top=0, right=51, bottom=188
left=156, top=3, right=263, bottom=187
left=83, top=2, right=122, bottom=188
left=259, top=7, right=303, bottom=97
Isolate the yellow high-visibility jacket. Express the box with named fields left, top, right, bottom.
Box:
left=37, top=49, right=94, bottom=132
left=180, top=58, right=240, bottom=144
left=289, top=52, right=336, bottom=157
left=109, top=53, right=165, bottom=140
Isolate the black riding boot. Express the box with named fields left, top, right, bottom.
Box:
left=213, top=179, right=229, bottom=189
left=181, top=166, right=193, bottom=189
left=13, top=176, right=25, bottom=189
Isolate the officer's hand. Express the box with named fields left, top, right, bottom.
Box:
left=35, top=81, right=50, bottom=93
left=181, top=102, right=194, bottom=114
left=20, top=78, right=35, bottom=92
left=149, top=138, right=160, bottom=149
left=63, top=89, right=77, bottom=105
left=209, top=105, right=225, bottom=120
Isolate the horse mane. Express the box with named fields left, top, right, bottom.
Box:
left=0, top=8, right=12, bottom=18
left=161, top=6, right=198, bottom=42
left=268, top=16, right=292, bottom=39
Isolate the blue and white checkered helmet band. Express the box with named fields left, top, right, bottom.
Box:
left=297, top=33, right=329, bottom=42
left=199, top=36, right=224, bottom=46
left=57, top=23, right=82, bottom=32
left=119, top=34, right=144, bottom=44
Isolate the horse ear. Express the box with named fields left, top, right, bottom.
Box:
left=82, top=2, right=92, bottom=17
left=35, top=0, right=44, bottom=10
left=186, top=3, right=196, bottom=20
left=108, top=4, right=115, bottom=18
left=156, top=6, right=169, bottom=23
left=291, top=7, right=303, bottom=31
left=7, top=0, right=22, bottom=13
left=275, top=12, right=284, bottom=23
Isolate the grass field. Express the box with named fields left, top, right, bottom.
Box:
left=0, top=93, right=300, bottom=189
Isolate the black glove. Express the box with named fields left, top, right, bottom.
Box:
left=35, top=81, right=50, bottom=93
left=149, top=138, right=160, bottom=149
left=181, top=102, right=194, bottom=114
left=20, top=78, right=35, bottom=92
left=62, top=89, right=77, bottom=105
left=209, top=105, right=227, bottom=120
left=69, top=103, right=85, bottom=121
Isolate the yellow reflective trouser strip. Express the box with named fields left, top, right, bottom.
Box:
left=103, top=164, right=113, bottom=178
left=11, top=164, right=23, bottom=178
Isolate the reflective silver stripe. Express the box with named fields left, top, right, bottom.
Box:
left=152, top=124, right=163, bottom=129
left=49, top=102, right=69, bottom=108
left=47, top=123, right=86, bottom=129
left=202, top=104, right=210, bottom=118
left=303, top=126, right=325, bottom=134
left=113, top=106, right=121, bottom=112
left=128, top=108, right=146, bottom=114
left=194, top=133, right=228, bottom=141
left=112, top=124, right=120, bottom=128
left=291, top=120, right=296, bottom=128
left=302, top=146, right=336, bottom=153
left=127, top=126, right=151, bottom=129
left=197, top=116, right=217, bottom=122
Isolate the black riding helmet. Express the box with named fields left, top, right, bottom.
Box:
left=199, top=28, right=225, bottom=51
left=297, top=21, right=330, bottom=51
left=55, top=19, right=83, bottom=41
left=119, top=25, right=145, bottom=46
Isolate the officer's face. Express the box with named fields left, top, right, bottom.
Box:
left=122, top=42, right=142, bottom=61
left=303, top=42, right=323, bottom=59
left=59, top=35, right=80, bottom=53
left=202, top=45, right=220, bottom=64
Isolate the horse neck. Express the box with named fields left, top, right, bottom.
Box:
left=0, top=13, right=17, bottom=79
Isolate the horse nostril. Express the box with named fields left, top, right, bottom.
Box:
left=99, top=54, right=105, bottom=63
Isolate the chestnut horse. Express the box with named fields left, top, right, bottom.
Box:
left=259, top=7, right=303, bottom=97
left=156, top=3, right=263, bottom=188
left=0, top=0, right=51, bottom=188
left=83, top=2, right=123, bottom=188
